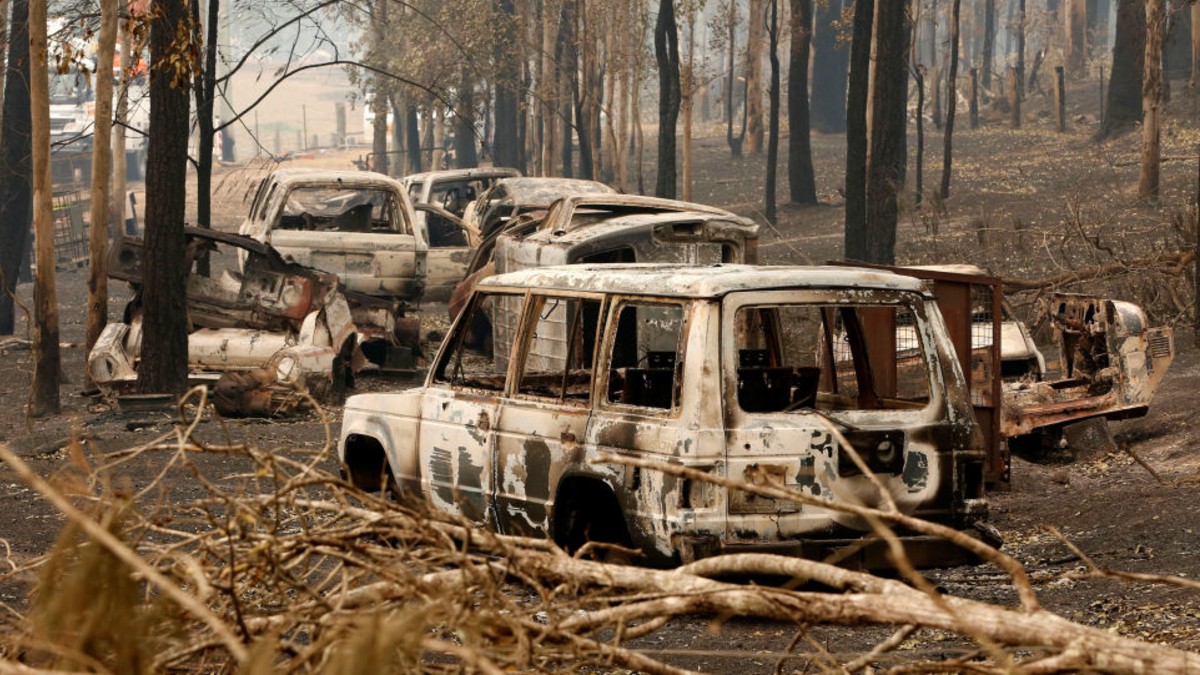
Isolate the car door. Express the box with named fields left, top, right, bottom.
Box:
left=416, top=203, right=477, bottom=302
left=493, top=292, right=604, bottom=537
left=418, top=290, right=514, bottom=526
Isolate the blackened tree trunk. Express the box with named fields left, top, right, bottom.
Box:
left=654, top=0, right=681, bottom=199
left=138, top=0, right=191, bottom=395
left=405, top=104, right=422, bottom=174
left=192, top=0, right=218, bottom=279
left=494, top=0, right=520, bottom=168
left=0, top=0, right=30, bottom=335
left=983, top=0, right=996, bottom=88
left=455, top=76, right=479, bottom=169
left=843, top=0, right=873, bottom=262
left=788, top=0, right=816, bottom=205
left=370, top=0, right=388, bottom=174
left=1140, top=0, right=1164, bottom=199
left=811, top=0, right=848, bottom=132
left=725, top=0, right=746, bottom=157
left=940, top=0, right=961, bottom=200
left=1017, top=0, right=1027, bottom=98
left=1066, top=0, right=1088, bottom=75
left=864, top=0, right=910, bottom=265
left=765, top=0, right=781, bottom=223
left=1101, top=0, right=1146, bottom=137
left=915, top=65, right=926, bottom=205
left=29, top=0, right=59, bottom=416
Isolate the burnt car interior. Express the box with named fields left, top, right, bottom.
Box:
left=735, top=303, right=932, bottom=415
left=277, top=186, right=399, bottom=233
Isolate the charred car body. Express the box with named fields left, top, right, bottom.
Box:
left=401, top=168, right=524, bottom=301
left=340, top=264, right=990, bottom=568
left=240, top=169, right=428, bottom=300
left=90, top=228, right=416, bottom=407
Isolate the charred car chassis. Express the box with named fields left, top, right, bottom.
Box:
left=89, top=228, right=418, bottom=408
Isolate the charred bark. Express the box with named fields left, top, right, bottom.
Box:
left=765, top=0, right=780, bottom=224
left=1140, top=0, right=1164, bottom=200
left=455, top=77, right=479, bottom=169
left=983, top=0, right=996, bottom=88
left=654, top=0, right=681, bottom=199
left=494, top=0, right=520, bottom=169
left=843, top=0, right=873, bottom=262
left=1101, top=0, right=1146, bottom=138
left=370, top=0, right=388, bottom=175
left=940, top=0, right=961, bottom=200
left=864, top=0, right=910, bottom=265
left=28, top=0, right=59, bottom=416
left=0, top=0, right=30, bottom=336
left=405, top=104, right=421, bottom=174
left=192, top=0, right=218, bottom=279
left=138, top=0, right=192, bottom=395
left=811, top=0, right=848, bottom=133
left=725, top=0, right=746, bottom=157
left=787, top=0, right=816, bottom=205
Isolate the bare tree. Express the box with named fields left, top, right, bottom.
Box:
left=1101, top=0, right=1146, bottom=137
left=1139, top=0, right=1164, bottom=199
left=865, top=0, right=911, bottom=265
left=86, top=0, right=119, bottom=353
left=28, top=0, right=58, bottom=416
left=724, top=0, right=746, bottom=157
left=940, top=0, right=961, bottom=200
left=811, top=0, right=847, bottom=132
left=1066, top=0, right=1088, bottom=74
left=843, top=0, right=873, bottom=262
left=746, top=0, right=765, bottom=154
left=787, top=0, right=816, bottom=205
left=138, top=0, right=193, bottom=395
left=764, top=0, right=780, bottom=223
left=0, top=0, right=30, bottom=336
left=982, top=0, right=995, bottom=87
left=654, top=0, right=680, bottom=199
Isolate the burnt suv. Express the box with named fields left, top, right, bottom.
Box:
left=339, top=264, right=990, bottom=568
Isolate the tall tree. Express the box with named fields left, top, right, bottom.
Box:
left=494, top=0, right=520, bottom=168
left=370, top=0, right=388, bottom=174
left=1101, top=0, right=1146, bottom=137
left=764, top=0, right=780, bottom=223
left=0, top=0, right=30, bottom=336
left=864, top=0, right=910, bottom=264
left=724, top=0, right=746, bottom=156
left=1139, top=0, right=1164, bottom=199
left=1016, top=0, right=1026, bottom=99
left=811, top=0, right=848, bottom=132
left=193, top=0, right=218, bottom=255
left=982, top=0, right=995, bottom=88
left=1192, top=1, right=1200, bottom=87
left=787, top=0, right=816, bottom=204
left=138, top=0, right=192, bottom=395
left=1066, top=0, right=1088, bottom=75
left=844, top=0, right=874, bottom=262
left=87, top=0, right=119, bottom=353
left=28, top=0, right=58, bottom=416
left=654, top=0, right=681, bottom=199
left=940, top=0, right=961, bottom=199
left=746, top=0, right=765, bottom=154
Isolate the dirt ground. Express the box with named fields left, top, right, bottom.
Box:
left=2, top=76, right=1200, bottom=670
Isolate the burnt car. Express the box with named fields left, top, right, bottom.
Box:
left=464, top=176, right=618, bottom=238
left=89, top=228, right=417, bottom=405
left=401, top=168, right=523, bottom=301
left=340, top=264, right=990, bottom=568
left=240, top=169, right=427, bottom=301
left=1002, top=293, right=1174, bottom=442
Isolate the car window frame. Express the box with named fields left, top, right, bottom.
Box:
left=510, top=290, right=608, bottom=407
left=596, top=295, right=691, bottom=418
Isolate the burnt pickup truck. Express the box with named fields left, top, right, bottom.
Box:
left=240, top=169, right=428, bottom=301
left=339, top=264, right=990, bottom=568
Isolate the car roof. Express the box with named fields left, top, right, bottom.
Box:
left=264, top=168, right=405, bottom=190
left=476, top=264, right=930, bottom=298
left=402, top=167, right=522, bottom=184
left=490, top=177, right=616, bottom=204
left=517, top=211, right=758, bottom=246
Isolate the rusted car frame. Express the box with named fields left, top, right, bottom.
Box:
left=340, top=264, right=990, bottom=569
